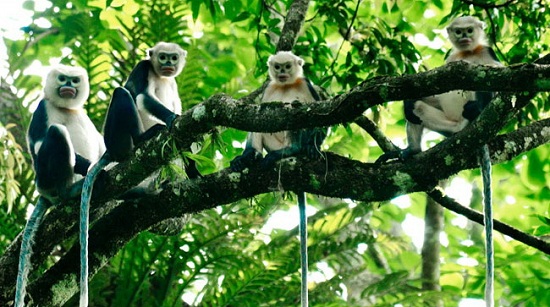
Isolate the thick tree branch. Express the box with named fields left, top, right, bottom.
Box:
left=276, top=0, right=310, bottom=51
left=421, top=197, right=444, bottom=293
left=183, top=62, right=550, bottom=135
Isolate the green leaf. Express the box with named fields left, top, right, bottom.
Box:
left=521, top=150, right=547, bottom=190
left=232, top=11, right=251, bottom=23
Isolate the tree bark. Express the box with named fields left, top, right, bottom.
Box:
left=421, top=195, right=444, bottom=307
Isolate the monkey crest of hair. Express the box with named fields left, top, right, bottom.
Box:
left=148, top=42, right=187, bottom=78
left=268, top=51, right=305, bottom=85
left=44, top=65, right=90, bottom=109
left=446, top=16, right=488, bottom=52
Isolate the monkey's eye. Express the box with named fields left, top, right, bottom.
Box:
left=71, top=77, right=81, bottom=86
left=171, top=55, right=178, bottom=62
left=454, top=29, right=462, bottom=36
left=274, top=64, right=281, bottom=70
left=158, top=54, right=168, bottom=64
left=57, top=75, right=67, bottom=85
left=467, top=27, right=474, bottom=33
left=285, top=64, right=292, bottom=70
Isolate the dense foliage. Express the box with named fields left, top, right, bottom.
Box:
left=1, top=0, right=549, bottom=306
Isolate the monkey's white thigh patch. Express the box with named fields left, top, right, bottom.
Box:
left=136, top=94, right=162, bottom=130
left=262, top=131, right=289, bottom=152
left=249, top=132, right=265, bottom=153
left=438, top=91, right=472, bottom=133
left=438, top=91, right=472, bottom=121
left=413, top=101, right=462, bottom=134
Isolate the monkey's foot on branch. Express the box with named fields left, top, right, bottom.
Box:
left=375, top=147, right=420, bottom=164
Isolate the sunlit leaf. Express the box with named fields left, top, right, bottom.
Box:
left=440, top=272, right=465, bottom=288
left=88, top=0, right=107, bottom=9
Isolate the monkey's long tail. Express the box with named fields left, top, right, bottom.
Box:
left=15, top=197, right=48, bottom=307
left=80, top=156, right=110, bottom=307
left=480, top=145, right=494, bottom=307
left=298, top=192, right=308, bottom=307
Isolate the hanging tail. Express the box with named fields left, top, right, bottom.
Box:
left=480, top=145, right=494, bottom=307
left=298, top=192, right=308, bottom=307
left=79, top=155, right=110, bottom=307
left=15, top=197, right=48, bottom=307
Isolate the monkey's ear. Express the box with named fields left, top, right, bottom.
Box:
left=296, top=58, right=304, bottom=67
left=181, top=49, right=188, bottom=57
left=148, top=49, right=154, bottom=58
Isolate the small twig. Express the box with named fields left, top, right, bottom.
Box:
left=484, top=10, right=508, bottom=63
left=428, top=188, right=550, bottom=255
left=327, top=0, right=362, bottom=76
left=354, top=116, right=399, bottom=153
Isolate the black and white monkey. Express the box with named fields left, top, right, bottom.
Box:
left=378, top=16, right=501, bottom=307
left=103, top=41, right=188, bottom=161
left=79, top=42, right=200, bottom=306
left=230, top=51, right=327, bottom=307
left=15, top=65, right=104, bottom=307
left=403, top=16, right=501, bottom=155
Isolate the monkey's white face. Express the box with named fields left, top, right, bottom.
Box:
left=156, top=52, right=184, bottom=77
left=447, top=16, right=485, bottom=52
left=267, top=51, right=305, bottom=85
left=271, top=61, right=295, bottom=84
left=56, top=74, right=82, bottom=98
left=449, top=26, right=479, bottom=50
left=44, top=65, right=90, bottom=109
left=149, top=42, right=187, bottom=78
